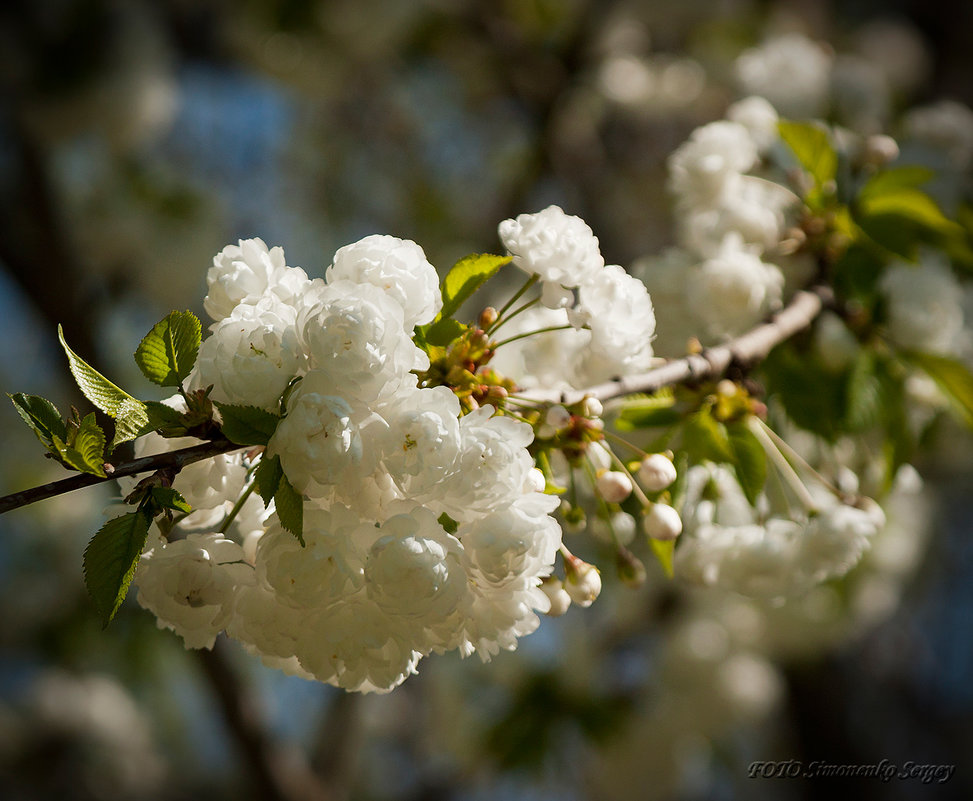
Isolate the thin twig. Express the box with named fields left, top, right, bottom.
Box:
left=0, top=439, right=245, bottom=514
left=520, top=286, right=832, bottom=405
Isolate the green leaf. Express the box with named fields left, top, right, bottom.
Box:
left=9, top=393, right=67, bottom=445
left=844, top=350, right=884, bottom=431
left=437, top=512, right=459, bottom=535
left=615, top=389, right=680, bottom=430
left=858, top=165, right=935, bottom=200
left=778, top=120, right=837, bottom=195
left=274, top=473, right=304, bottom=546
left=214, top=402, right=280, bottom=446
left=83, top=510, right=152, bottom=626
left=438, top=253, right=510, bottom=322
left=58, top=413, right=107, bottom=477
left=648, top=537, right=675, bottom=579
left=58, top=325, right=144, bottom=418
left=680, top=410, right=733, bottom=464
left=761, top=344, right=847, bottom=440
left=423, top=317, right=468, bottom=348
left=254, top=454, right=283, bottom=507
left=134, top=311, right=202, bottom=387
left=901, top=350, right=973, bottom=430
left=111, top=397, right=151, bottom=452
left=148, top=487, right=192, bottom=515
left=726, top=421, right=767, bottom=506
left=142, top=400, right=193, bottom=437
left=858, top=188, right=961, bottom=237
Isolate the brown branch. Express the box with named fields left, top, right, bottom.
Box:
left=520, top=286, right=833, bottom=405
left=0, top=438, right=245, bottom=514
left=196, top=639, right=335, bottom=801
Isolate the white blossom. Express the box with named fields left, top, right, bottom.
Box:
left=135, top=532, right=254, bottom=649
left=880, top=256, right=964, bottom=354
left=204, top=238, right=310, bottom=321
left=194, top=295, right=302, bottom=412
left=667, top=121, right=757, bottom=208
left=326, top=234, right=442, bottom=329
left=735, top=33, right=832, bottom=118
left=498, top=205, right=605, bottom=286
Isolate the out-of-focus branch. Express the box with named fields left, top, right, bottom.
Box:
left=521, top=286, right=832, bottom=405
left=0, top=439, right=244, bottom=514
left=196, top=639, right=335, bottom=801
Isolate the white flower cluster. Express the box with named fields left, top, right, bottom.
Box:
left=674, top=464, right=885, bottom=599
left=494, top=205, right=656, bottom=386
left=632, top=102, right=795, bottom=353
left=134, top=235, right=562, bottom=692
left=880, top=253, right=966, bottom=356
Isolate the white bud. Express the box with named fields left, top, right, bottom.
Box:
left=564, top=562, right=602, bottom=607
left=638, top=453, right=677, bottom=492
left=545, top=404, right=572, bottom=429
left=584, top=397, right=604, bottom=418
left=610, top=511, right=637, bottom=545
left=643, top=503, right=683, bottom=541
left=596, top=470, right=633, bottom=503
left=525, top=467, right=546, bottom=493
left=541, top=578, right=572, bottom=616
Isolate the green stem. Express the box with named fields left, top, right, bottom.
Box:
left=219, top=479, right=258, bottom=534
left=488, top=297, right=542, bottom=336
left=748, top=417, right=819, bottom=513
left=493, top=322, right=576, bottom=349
left=488, top=273, right=540, bottom=333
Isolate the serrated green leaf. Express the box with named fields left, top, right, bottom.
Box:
left=648, top=537, right=675, bottom=579
left=134, top=311, right=202, bottom=387
left=274, top=473, right=304, bottom=546
left=778, top=120, right=837, bottom=195
left=65, top=413, right=107, bottom=477
left=424, top=317, right=468, bottom=348
left=902, top=350, right=973, bottom=430
left=58, top=325, right=144, bottom=418
left=438, top=253, right=510, bottom=322
left=111, top=397, right=151, bottom=452
left=142, top=400, right=193, bottom=437
left=215, top=402, right=280, bottom=446
left=680, top=411, right=734, bottom=464
left=148, top=487, right=192, bottom=515
left=727, top=420, right=767, bottom=506
left=255, top=454, right=283, bottom=507
left=9, top=393, right=67, bottom=445
left=83, top=510, right=151, bottom=626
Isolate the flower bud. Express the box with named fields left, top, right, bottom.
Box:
left=564, top=560, right=602, bottom=607
left=540, top=578, right=572, bottom=616
left=863, top=134, right=899, bottom=166
left=545, top=404, right=572, bottom=429
left=537, top=423, right=557, bottom=440
left=583, top=397, right=604, bottom=418
left=596, top=470, right=633, bottom=503
left=478, top=306, right=499, bottom=328
left=616, top=547, right=646, bottom=587
left=560, top=501, right=586, bottom=532
left=525, top=467, right=546, bottom=493
left=643, top=503, right=683, bottom=541
left=638, top=453, right=677, bottom=492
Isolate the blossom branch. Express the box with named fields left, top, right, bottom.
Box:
left=0, top=438, right=245, bottom=514
left=521, top=285, right=833, bottom=405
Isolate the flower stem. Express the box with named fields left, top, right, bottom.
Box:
left=488, top=273, right=539, bottom=333
left=493, top=323, right=576, bottom=349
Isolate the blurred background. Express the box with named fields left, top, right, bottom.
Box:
left=1, top=0, right=972, bottom=799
